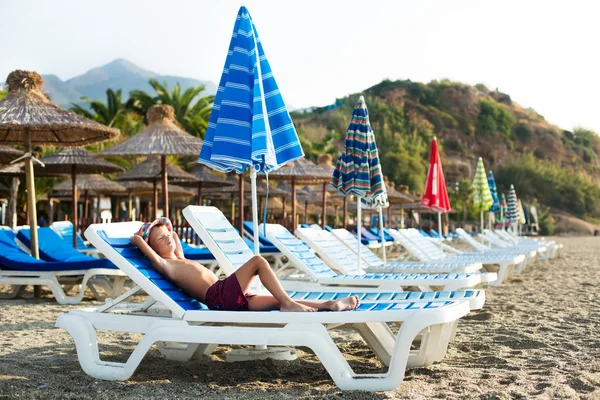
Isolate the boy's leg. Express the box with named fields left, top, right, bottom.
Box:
left=234, top=256, right=316, bottom=312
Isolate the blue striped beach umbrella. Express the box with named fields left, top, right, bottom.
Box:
left=487, top=170, right=500, bottom=213
left=198, top=6, right=303, bottom=253
left=331, top=96, right=388, bottom=267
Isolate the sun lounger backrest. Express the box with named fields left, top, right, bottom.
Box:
left=86, top=222, right=207, bottom=318
left=17, top=227, right=96, bottom=263
left=0, top=229, right=47, bottom=268
left=261, top=223, right=337, bottom=280
left=482, top=230, right=511, bottom=248
left=455, top=228, right=488, bottom=251
left=330, top=228, right=384, bottom=268
left=399, top=229, right=444, bottom=260
left=296, top=227, right=367, bottom=275
left=182, top=206, right=255, bottom=275
left=389, top=230, right=433, bottom=261
left=50, top=221, right=88, bottom=249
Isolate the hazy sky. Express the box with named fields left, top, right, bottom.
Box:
left=2, top=0, right=599, bottom=132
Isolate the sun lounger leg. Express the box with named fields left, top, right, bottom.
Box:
left=155, top=342, right=206, bottom=362
left=350, top=322, right=395, bottom=366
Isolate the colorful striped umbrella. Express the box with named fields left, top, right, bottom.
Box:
left=518, top=198, right=527, bottom=225
left=506, top=184, right=520, bottom=230
left=421, top=137, right=450, bottom=239
left=487, top=170, right=500, bottom=213
left=331, top=96, right=388, bottom=267
left=472, top=157, right=493, bottom=231
left=198, top=6, right=303, bottom=253
left=498, top=192, right=508, bottom=227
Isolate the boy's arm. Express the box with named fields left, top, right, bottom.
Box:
left=172, top=232, right=185, bottom=259
left=130, top=235, right=173, bottom=277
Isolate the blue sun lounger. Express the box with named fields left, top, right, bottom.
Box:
left=0, top=229, right=125, bottom=304
left=56, top=218, right=470, bottom=391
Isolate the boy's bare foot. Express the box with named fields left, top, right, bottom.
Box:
left=280, top=300, right=317, bottom=312
left=328, top=295, right=360, bottom=311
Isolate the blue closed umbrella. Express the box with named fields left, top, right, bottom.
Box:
left=198, top=6, right=303, bottom=253
left=487, top=171, right=500, bottom=213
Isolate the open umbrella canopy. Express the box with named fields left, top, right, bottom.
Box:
left=183, top=164, right=234, bottom=188
left=0, top=145, right=23, bottom=164
left=0, top=71, right=120, bottom=146
left=487, top=170, right=500, bottom=213
left=268, top=158, right=332, bottom=184
left=471, top=157, right=493, bottom=212
left=0, top=70, right=119, bottom=259
left=38, top=147, right=124, bottom=247
left=116, top=181, right=194, bottom=197
left=198, top=6, right=303, bottom=252
left=101, top=105, right=203, bottom=157
left=421, top=138, right=451, bottom=213
left=37, top=148, right=124, bottom=175
left=101, top=104, right=203, bottom=219
left=115, top=156, right=198, bottom=183
left=52, top=174, right=126, bottom=193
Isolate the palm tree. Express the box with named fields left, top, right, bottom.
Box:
left=127, top=79, right=214, bottom=138
left=70, top=88, right=144, bottom=152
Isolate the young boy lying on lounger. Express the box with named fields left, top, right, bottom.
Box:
left=131, top=217, right=359, bottom=312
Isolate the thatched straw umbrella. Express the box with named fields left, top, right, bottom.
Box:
left=0, top=70, right=119, bottom=258
left=100, top=105, right=203, bottom=220
left=0, top=145, right=23, bottom=165
left=176, top=164, right=233, bottom=205
left=115, top=156, right=198, bottom=219
left=266, top=157, right=332, bottom=229
left=0, top=182, right=9, bottom=192
left=39, top=148, right=124, bottom=246
left=52, top=173, right=126, bottom=216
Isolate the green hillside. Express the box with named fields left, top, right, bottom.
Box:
left=292, top=79, right=600, bottom=226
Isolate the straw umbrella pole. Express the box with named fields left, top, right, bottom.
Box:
left=115, top=156, right=198, bottom=219
left=0, top=71, right=118, bottom=259
left=178, top=163, right=233, bottom=206
left=100, top=105, right=203, bottom=220
left=38, top=148, right=123, bottom=246
left=266, top=158, right=332, bottom=230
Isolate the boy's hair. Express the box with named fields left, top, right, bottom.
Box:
left=136, top=217, right=173, bottom=244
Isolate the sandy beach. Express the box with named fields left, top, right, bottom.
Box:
left=1, top=236, right=599, bottom=399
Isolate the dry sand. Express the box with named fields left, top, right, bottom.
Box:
left=1, top=236, right=599, bottom=399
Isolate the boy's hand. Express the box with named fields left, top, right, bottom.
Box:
left=130, top=234, right=144, bottom=247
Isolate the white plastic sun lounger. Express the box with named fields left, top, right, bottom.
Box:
left=454, top=228, right=538, bottom=269
left=57, top=219, right=470, bottom=391
left=396, top=229, right=526, bottom=285
left=329, top=227, right=483, bottom=274
left=294, top=227, right=496, bottom=291
left=261, top=223, right=486, bottom=310
left=481, top=229, right=552, bottom=260
left=495, top=229, right=562, bottom=258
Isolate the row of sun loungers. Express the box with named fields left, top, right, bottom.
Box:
left=0, top=206, right=560, bottom=391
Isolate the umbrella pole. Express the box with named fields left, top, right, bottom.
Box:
left=357, top=197, right=362, bottom=272
left=84, top=190, right=89, bottom=219
left=304, top=201, right=308, bottom=224
left=161, top=156, right=169, bottom=220
left=379, top=206, right=386, bottom=267
left=343, top=196, right=347, bottom=230
left=291, top=177, right=297, bottom=231
left=321, top=182, right=327, bottom=228
left=250, top=169, right=260, bottom=255
left=480, top=210, right=484, bottom=233
left=72, top=165, right=78, bottom=248
left=197, top=183, right=203, bottom=206
left=128, top=193, right=133, bottom=221
left=24, top=129, right=39, bottom=260
left=239, top=174, right=244, bottom=235
left=438, top=211, right=444, bottom=256
left=153, top=180, right=158, bottom=219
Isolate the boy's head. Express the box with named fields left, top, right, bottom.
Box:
left=136, top=217, right=176, bottom=256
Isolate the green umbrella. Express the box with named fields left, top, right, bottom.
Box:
left=471, top=157, right=493, bottom=232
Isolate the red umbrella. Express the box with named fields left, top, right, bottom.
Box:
left=421, top=137, right=451, bottom=235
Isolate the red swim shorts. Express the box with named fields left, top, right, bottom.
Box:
left=204, top=274, right=254, bottom=311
